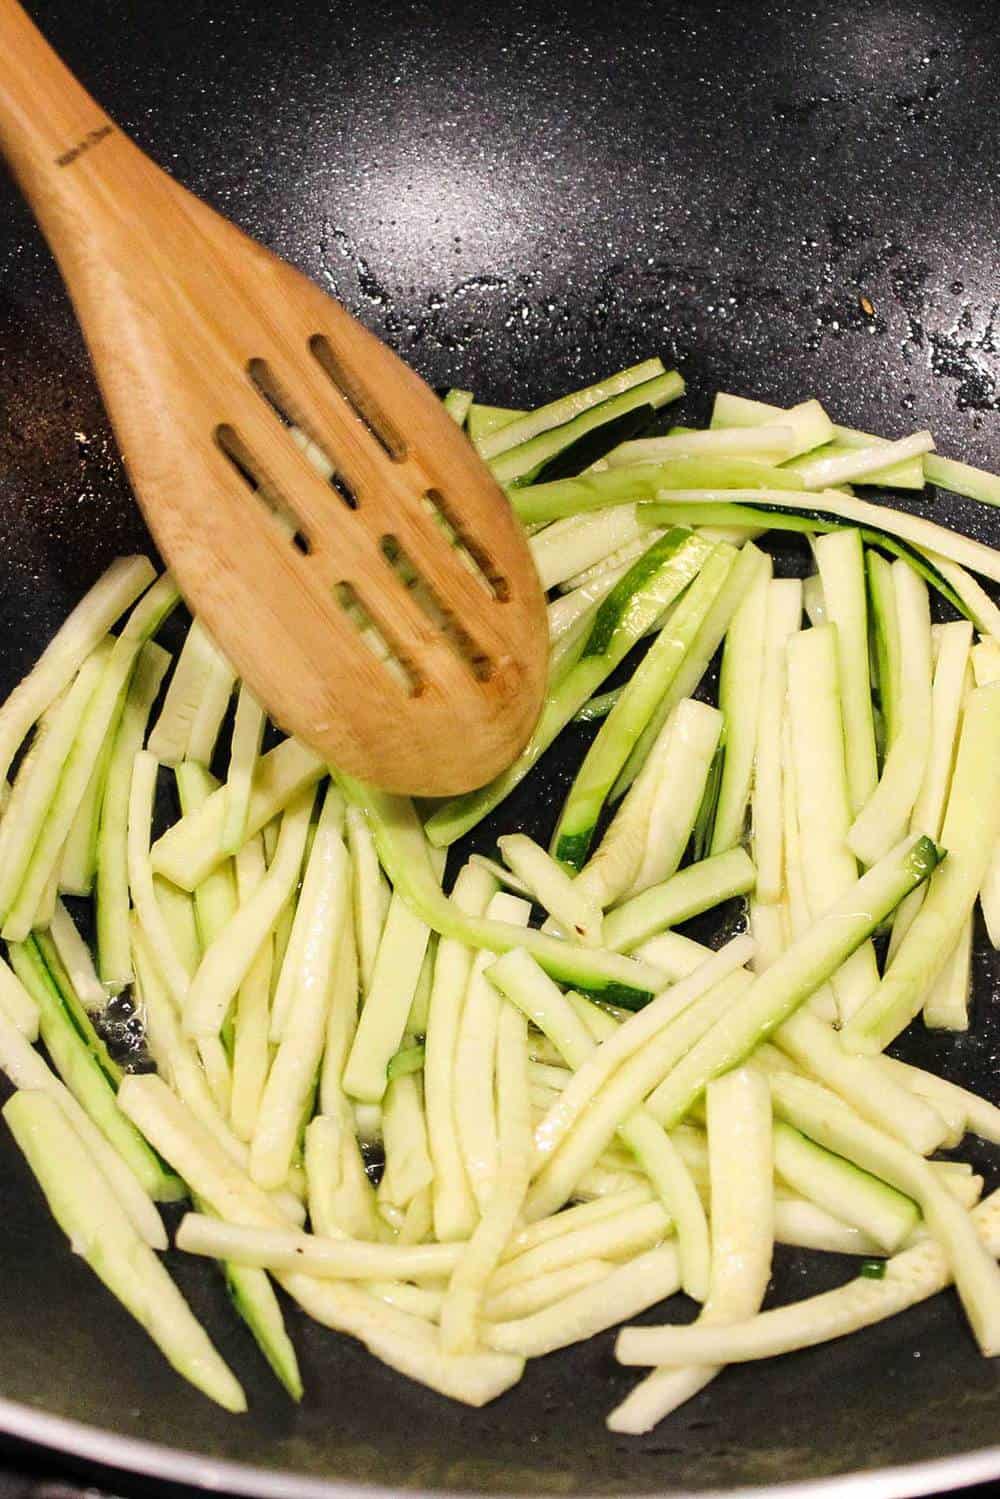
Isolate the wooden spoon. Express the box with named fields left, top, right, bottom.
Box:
left=0, top=0, right=547, bottom=796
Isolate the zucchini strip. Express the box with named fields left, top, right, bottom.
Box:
left=814, top=529, right=879, bottom=814
left=425, top=530, right=712, bottom=848
left=96, top=642, right=172, bottom=989
left=608, top=1067, right=773, bottom=1433
left=441, top=1002, right=533, bottom=1353
left=792, top=439, right=924, bottom=491
left=184, top=786, right=315, bottom=1038
left=474, top=359, right=666, bottom=461
left=625, top=700, right=723, bottom=898
left=776, top=1009, right=948, bottom=1157
left=867, top=549, right=901, bottom=754
left=5, top=1091, right=244, bottom=1411
left=128, top=752, right=194, bottom=1007
left=118, top=1071, right=288, bottom=1228
left=153, top=876, right=200, bottom=978
left=772, top=1121, right=918, bottom=1253
left=491, top=372, right=681, bottom=488
left=442, top=388, right=473, bottom=425
left=341, top=833, right=440, bottom=1103
left=925, top=452, right=1000, bottom=509
left=532, top=506, right=647, bottom=591
left=344, top=803, right=390, bottom=996
left=3, top=577, right=180, bottom=942
left=641, top=486, right=1000, bottom=587
left=305, top=1108, right=381, bottom=1242
left=564, top=712, right=680, bottom=915
left=710, top=552, right=771, bottom=854
left=602, top=849, right=755, bottom=953
left=551, top=545, right=735, bottom=870
left=318, top=904, right=361, bottom=1115
left=848, top=562, right=932, bottom=864
left=486, top=1245, right=681, bottom=1359
left=454, top=893, right=531, bottom=1213
left=466, top=404, right=523, bottom=442
left=606, top=426, right=796, bottom=465
left=641, top=836, right=940, bottom=1131
left=787, top=626, right=879, bottom=1022
left=710, top=392, right=835, bottom=459
left=0, top=1006, right=167, bottom=1244
left=767, top=1074, right=1000, bottom=1356
left=922, top=917, right=973, bottom=1032
left=484, top=1260, right=612, bottom=1323
left=148, top=619, right=225, bottom=765
left=512, top=460, right=803, bottom=526
left=7, top=935, right=177, bottom=1207
left=150, top=736, right=326, bottom=890
left=616, top=1188, right=1000, bottom=1368
left=497, top=834, right=602, bottom=946
left=58, top=725, right=114, bottom=896
left=174, top=764, right=240, bottom=954
left=889, top=621, right=973, bottom=964
left=881, top=1057, right=1000, bottom=1147
left=844, top=684, right=1000, bottom=1053
left=250, top=795, right=349, bottom=1190
left=0, top=556, right=155, bottom=788
left=425, top=863, right=496, bottom=1243
left=229, top=836, right=274, bottom=1142
left=0, top=644, right=112, bottom=923
left=185, top=634, right=237, bottom=767
left=223, top=1256, right=302, bottom=1401
left=752, top=579, right=803, bottom=902
left=177, top=1214, right=461, bottom=1280
left=0, top=952, right=39, bottom=1039
left=221, top=684, right=266, bottom=854
left=790, top=432, right=933, bottom=490
left=492, top=1201, right=672, bottom=1291
left=614, top=543, right=771, bottom=800
left=379, top=1072, right=433, bottom=1210
left=47, top=899, right=108, bottom=1015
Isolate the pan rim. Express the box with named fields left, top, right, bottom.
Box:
left=0, top=1394, right=997, bottom=1499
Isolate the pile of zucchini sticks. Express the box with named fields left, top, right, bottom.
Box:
left=2, top=357, right=1000, bottom=1434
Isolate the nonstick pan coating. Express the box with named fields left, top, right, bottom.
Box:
left=1, top=0, right=1000, bottom=1494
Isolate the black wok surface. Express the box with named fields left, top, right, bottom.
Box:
left=1, top=0, right=999, bottom=1494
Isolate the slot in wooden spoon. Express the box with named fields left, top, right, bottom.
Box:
left=0, top=0, right=547, bottom=795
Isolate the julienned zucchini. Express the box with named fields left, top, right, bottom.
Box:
left=7, top=936, right=182, bottom=1202
left=550, top=543, right=737, bottom=870
left=473, top=359, right=666, bottom=462
left=638, top=495, right=976, bottom=614
left=642, top=835, right=941, bottom=1129
left=339, top=779, right=667, bottom=1010
left=424, top=528, right=713, bottom=850
left=510, top=458, right=807, bottom=526
left=489, top=372, right=683, bottom=488
left=31, top=930, right=121, bottom=1087
left=224, top=1258, right=302, bottom=1399
left=3, top=1089, right=245, bottom=1411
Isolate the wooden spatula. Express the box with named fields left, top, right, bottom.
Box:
left=0, top=0, right=547, bottom=796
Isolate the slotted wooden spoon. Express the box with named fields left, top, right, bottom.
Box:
left=0, top=0, right=547, bottom=795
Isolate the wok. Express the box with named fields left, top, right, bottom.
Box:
left=1, top=0, right=999, bottom=1494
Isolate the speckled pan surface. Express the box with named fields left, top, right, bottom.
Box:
left=1, top=0, right=1000, bottom=1494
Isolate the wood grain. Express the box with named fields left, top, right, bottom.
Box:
left=0, top=0, right=547, bottom=794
